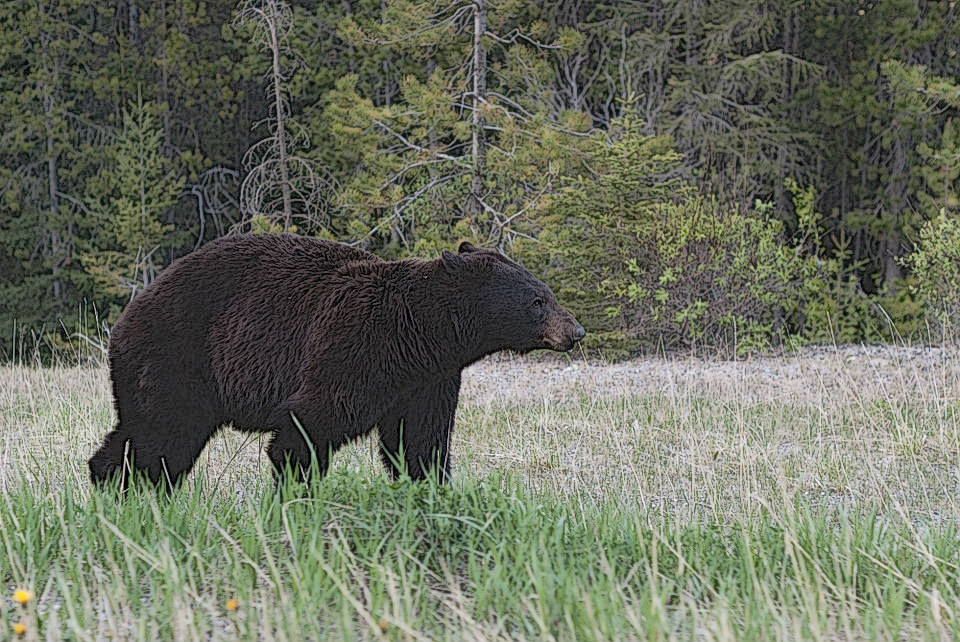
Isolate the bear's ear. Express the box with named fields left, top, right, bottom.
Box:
left=458, top=241, right=478, bottom=254
left=441, top=249, right=463, bottom=271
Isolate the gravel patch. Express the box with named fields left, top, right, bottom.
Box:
left=461, top=344, right=960, bottom=407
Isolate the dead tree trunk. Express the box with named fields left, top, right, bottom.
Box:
left=266, top=1, right=293, bottom=231
left=469, top=0, right=486, bottom=218
left=45, top=95, right=62, bottom=302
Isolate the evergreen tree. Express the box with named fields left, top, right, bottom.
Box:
left=804, top=0, right=960, bottom=291
left=883, top=61, right=960, bottom=219
left=316, top=0, right=596, bottom=253
left=82, top=96, right=185, bottom=308
left=235, top=0, right=337, bottom=233
left=107, top=0, right=256, bottom=248
left=0, top=0, right=105, bottom=353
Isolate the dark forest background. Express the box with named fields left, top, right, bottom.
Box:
left=2, top=0, right=959, bottom=359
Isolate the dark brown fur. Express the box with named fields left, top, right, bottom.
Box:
left=88, top=235, right=584, bottom=488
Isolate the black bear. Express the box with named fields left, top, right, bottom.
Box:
left=88, top=235, right=585, bottom=488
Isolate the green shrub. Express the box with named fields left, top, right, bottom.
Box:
left=517, top=117, right=810, bottom=356
left=784, top=179, right=890, bottom=344
left=513, top=114, right=686, bottom=356
left=617, top=197, right=810, bottom=354
left=901, top=210, right=960, bottom=336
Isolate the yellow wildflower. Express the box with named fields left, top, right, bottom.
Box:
left=13, top=621, right=27, bottom=636
left=226, top=598, right=238, bottom=612
left=13, top=589, right=34, bottom=606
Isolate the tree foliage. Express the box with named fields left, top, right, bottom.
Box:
left=1, top=0, right=958, bottom=358
left=82, top=95, right=185, bottom=307
left=518, top=113, right=812, bottom=356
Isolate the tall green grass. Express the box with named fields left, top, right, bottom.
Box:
left=1, top=353, right=959, bottom=641
left=1, top=473, right=958, bottom=641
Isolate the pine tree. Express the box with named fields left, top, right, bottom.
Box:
left=109, top=0, right=255, bottom=247
left=82, top=95, right=185, bottom=307
left=0, top=0, right=105, bottom=353
left=804, top=0, right=960, bottom=291
left=316, top=0, right=596, bottom=253
left=883, top=61, right=960, bottom=218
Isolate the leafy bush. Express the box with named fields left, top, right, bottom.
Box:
left=784, top=178, right=887, bottom=344
left=641, top=200, right=811, bottom=354
left=518, top=117, right=810, bottom=356
left=901, top=210, right=960, bottom=336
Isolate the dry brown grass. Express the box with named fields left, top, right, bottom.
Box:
left=2, top=346, right=957, bottom=524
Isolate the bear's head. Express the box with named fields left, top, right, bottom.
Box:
left=441, top=242, right=585, bottom=357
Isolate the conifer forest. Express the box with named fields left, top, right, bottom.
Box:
left=2, top=0, right=959, bottom=357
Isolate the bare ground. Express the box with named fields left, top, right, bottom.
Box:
left=461, top=344, right=959, bottom=406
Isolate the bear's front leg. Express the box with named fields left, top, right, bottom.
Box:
left=267, top=402, right=350, bottom=486
left=378, top=375, right=461, bottom=482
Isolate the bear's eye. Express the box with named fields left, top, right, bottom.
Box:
left=532, top=298, right=543, bottom=309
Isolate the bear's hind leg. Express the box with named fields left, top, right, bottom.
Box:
left=89, top=422, right=139, bottom=489
left=89, top=418, right=216, bottom=491
left=267, top=426, right=318, bottom=485
left=267, top=423, right=345, bottom=485
left=145, top=429, right=216, bottom=489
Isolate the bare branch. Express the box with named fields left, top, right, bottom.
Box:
left=374, top=121, right=472, bottom=167
left=360, top=5, right=470, bottom=45
left=484, top=28, right=564, bottom=50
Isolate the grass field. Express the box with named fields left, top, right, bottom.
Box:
left=1, top=348, right=959, bottom=641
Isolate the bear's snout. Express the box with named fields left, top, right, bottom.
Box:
left=542, top=313, right=586, bottom=352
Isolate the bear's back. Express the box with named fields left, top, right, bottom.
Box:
left=108, top=235, right=382, bottom=424
left=111, top=235, right=378, bottom=344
